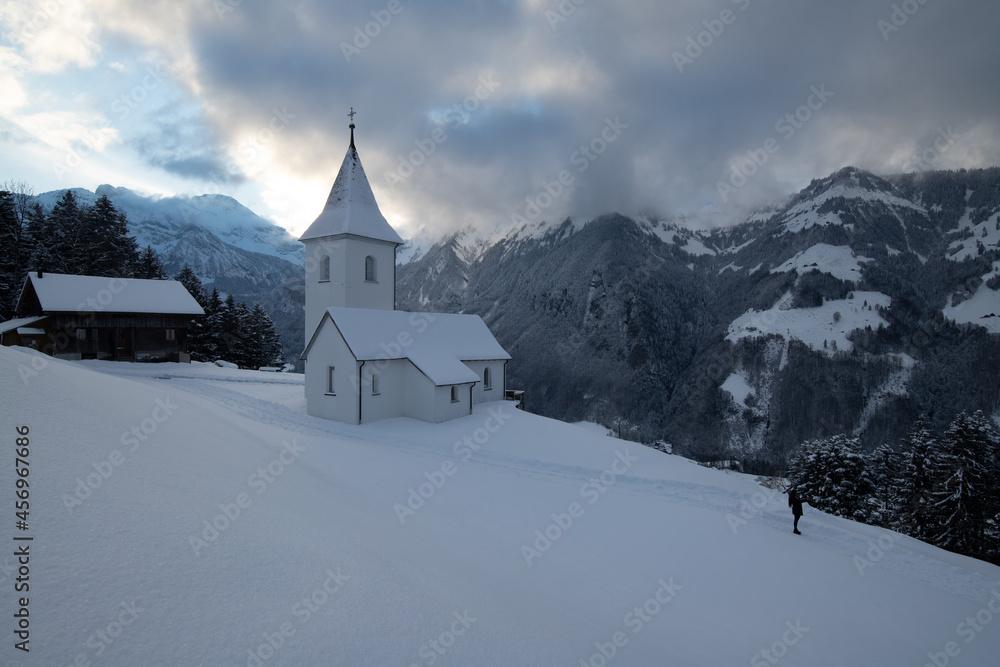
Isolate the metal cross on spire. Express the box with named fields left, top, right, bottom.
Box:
left=348, top=107, right=356, bottom=147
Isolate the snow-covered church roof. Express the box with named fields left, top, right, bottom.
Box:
left=303, top=307, right=510, bottom=386
left=298, top=131, right=404, bottom=246
left=18, top=272, right=204, bottom=315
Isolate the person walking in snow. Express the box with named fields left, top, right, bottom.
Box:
left=788, top=487, right=803, bottom=534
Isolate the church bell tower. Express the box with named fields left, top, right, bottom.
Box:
left=299, top=112, right=403, bottom=344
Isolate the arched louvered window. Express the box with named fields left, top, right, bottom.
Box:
left=319, top=255, right=330, bottom=282
left=483, top=366, right=492, bottom=389
left=365, top=255, right=376, bottom=282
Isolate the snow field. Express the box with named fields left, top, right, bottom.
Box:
left=1, top=347, right=999, bottom=666
left=770, top=243, right=871, bottom=283
left=727, top=290, right=891, bottom=354
left=942, top=260, right=1000, bottom=334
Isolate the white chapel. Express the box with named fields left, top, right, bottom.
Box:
left=299, top=119, right=510, bottom=424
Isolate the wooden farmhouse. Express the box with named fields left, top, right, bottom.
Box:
left=299, top=122, right=511, bottom=424
left=1, top=272, right=204, bottom=362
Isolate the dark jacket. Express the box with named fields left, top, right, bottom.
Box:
left=788, top=490, right=803, bottom=516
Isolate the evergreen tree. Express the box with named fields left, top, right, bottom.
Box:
left=216, top=294, right=248, bottom=365
left=866, top=443, right=900, bottom=528
left=23, top=201, right=46, bottom=277
left=134, top=245, right=167, bottom=279
left=33, top=190, right=84, bottom=273
left=0, top=192, right=22, bottom=319
left=193, top=287, right=224, bottom=362
left=787, top=434, right=874, bottom=522
left=896, top=417, right=942, bottom=539
left=231, top=300, right=253, bottom=367
left=83, top=195, right=138, bottom=276
left=0, top=182, right=37, bottom=319
left=245, top=303, right=283, bottom=368
left=173, top=265, right=207, bottom=358
left=173, top=265, right=207, bottom=306
left=927, top=412, right=995, bottom=559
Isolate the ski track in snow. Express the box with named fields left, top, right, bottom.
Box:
left=84, top=363, right=1000, bottom=608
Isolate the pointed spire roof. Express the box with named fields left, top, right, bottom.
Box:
left=299, top=124, right=403, bottom=245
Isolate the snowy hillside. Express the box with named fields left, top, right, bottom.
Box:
left=2, top=346, right=999, bottom=666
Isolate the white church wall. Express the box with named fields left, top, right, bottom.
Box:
left=342, top=238, right=396, bottom=311
left=403, top=364, right=436, bottom=422
left=305, top=319, right=361, bottom=424
left=303, top=236, right=397, bottom=344
left=359, top=358, right=407, bottom=423
left=303, top=238, right=348, bottom=345
left=462, top=360, right=506, bottom=405
left=433, top=383, right=474, bottom=423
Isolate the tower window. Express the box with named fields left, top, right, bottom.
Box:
left=365, top=255, right=376, bottom=282
left=326, top=366, right=336, bottom=395
left=319, top=255, right=330, bottom=282
left=483, top=366, right=492, bottom=390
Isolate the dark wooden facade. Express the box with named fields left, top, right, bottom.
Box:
left=4, top=312, right=194, bottom=362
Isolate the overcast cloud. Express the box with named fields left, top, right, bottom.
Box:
left=1, top=0, right=998, bottom=239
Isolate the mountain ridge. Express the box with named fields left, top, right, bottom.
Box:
left=398, top=166, right=1000, bottom=462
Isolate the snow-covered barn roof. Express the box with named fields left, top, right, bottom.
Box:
left=0, top=316, right=47, bottom=335
left=18, top=272, right=205, bottom=315
left=298, top=139, right=403, bottom=246
left=302, top=307, right=510, bottom=386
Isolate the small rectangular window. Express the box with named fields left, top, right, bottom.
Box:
left=76, top=328, right=86, bottom=340
left=371, top=373, right=380, bottom=396
left=165, top=328, right=176, bottom=341
left=327, top=366, right=336, bottom=395
left=450, top=386, right=459, bottom=403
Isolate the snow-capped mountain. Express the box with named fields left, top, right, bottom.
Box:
left=398, top=166, right=1000, bottom=462
left=34, top=185, right=303, bottom=265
